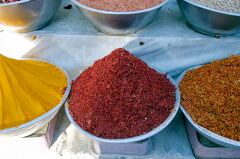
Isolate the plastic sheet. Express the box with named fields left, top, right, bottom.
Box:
left=0, top=0, right=239, bottom=157
left=1, top=35, right=238, bottom=159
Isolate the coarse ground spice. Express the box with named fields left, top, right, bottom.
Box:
left=180, top=55, right=240, bottom=141
left=192, top=0, right=240, bottom=14
left=78, top=0, right=164, bottom=12
left=69, top=48, right=176, bottom=139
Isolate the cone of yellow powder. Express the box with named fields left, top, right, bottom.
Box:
left=0, top=54, right=70, bottom=137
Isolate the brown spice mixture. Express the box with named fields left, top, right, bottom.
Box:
left=0, top=0, right=20, bottom=3
left=69, top=48, right=176, bottom=139
left=180, top=55, right=240, bottom=141
left=78, top=0, right=164, bottom=12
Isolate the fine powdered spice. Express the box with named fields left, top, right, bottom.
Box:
left=192, top=0, right=240, bottom=14
left=180, top=55, right=240, bottom=141
left=69, top=48, right=176, bottom=139
left=78, top=0, right=164, bottom=12
left=0, top=54, right=67, bottom=130
left=0, top=0, right=20, bottom=3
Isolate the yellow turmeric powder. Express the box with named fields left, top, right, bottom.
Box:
left=0, top=54, right=67, bottom=130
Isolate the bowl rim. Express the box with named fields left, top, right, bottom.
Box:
left=177, top=65, right=240, bottom=148
left=70, top=0, right=168, bottom=15
left=180, top=0, right=240, bottom=16
left=0, top=58, right=71, bottom=134
left=65, top=67, right=180, bottom=144
left=0, top=0, right=33, bottom=6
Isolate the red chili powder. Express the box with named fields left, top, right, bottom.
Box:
left=69, top=48, right=176, bottom=139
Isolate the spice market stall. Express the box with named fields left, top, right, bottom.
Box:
left=0, top=0, right=239, bottom=158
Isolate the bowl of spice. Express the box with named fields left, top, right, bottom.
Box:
left=178, top=55, right=240, bottom=148
left=177, top=0, right=240, bottom=36
left=0, top=0, right=62, bottom=32
left=0, top=54, right=71, bottom=137
left=70, top=0, right=168, bottom=35
left=65, top=48, right=180, bottom=143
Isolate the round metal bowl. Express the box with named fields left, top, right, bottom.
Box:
left=71, top=0, right=168, bottom=35
left=177, top=66, right=240, bottom=148
left=177, top=0, right=240, bottom=36
left=0, top=59, right=71, bottom=137
left=65, top=69, right=180, bottom=144
left=0, top=0, right=62, bottom=32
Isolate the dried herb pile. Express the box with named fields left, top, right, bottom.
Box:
left=180, top=55, right=240, bottom=141
left=69, top=48, right=176, bottom=139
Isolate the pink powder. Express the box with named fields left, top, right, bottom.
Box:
left=0, top=0, right=20, bottom=3
left=78, top=0, right=165, bottom=12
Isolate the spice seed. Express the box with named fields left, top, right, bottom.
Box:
left=140, top=41, right=145, bottom=46
left=64, top=4, right=72, bottom=9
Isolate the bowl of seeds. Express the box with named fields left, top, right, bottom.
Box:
left=0, top=0, right=62, bottom=32
left=71, top=0, right=168, bottom=35
left=177, top=55, right=240, bottom=148
left=177, top=0, right=240, bottom=36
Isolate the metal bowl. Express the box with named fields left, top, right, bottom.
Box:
left=0, top=0, right=62, bottom=32
left=0, top=59, right=71, bottom=137
left=71, top=0, right=168, bottom=35
left=65, top=68, right=180, bottom=144
left=177, top=66, right=240, bottom=148
left=177, top=0, right=240, bottom=36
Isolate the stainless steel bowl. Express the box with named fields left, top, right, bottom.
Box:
left=177, top=66, right=240, bottom=148
left=65, top=67, right=180, bottom=144
left=0, top=58, right=71, bottom=137
left=0, top=0, right=62, bottom=32
left=71, top=0, right=168, bottom=35
left=177, top=0, right=240, bottom=36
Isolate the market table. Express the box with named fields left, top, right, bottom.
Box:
left=0, top=0, right=239, bottom=158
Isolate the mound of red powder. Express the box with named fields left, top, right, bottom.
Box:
left=69, top=48, right=176, bottom=139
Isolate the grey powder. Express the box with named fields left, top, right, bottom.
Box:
left=192, top=0, right=240, bottom=14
